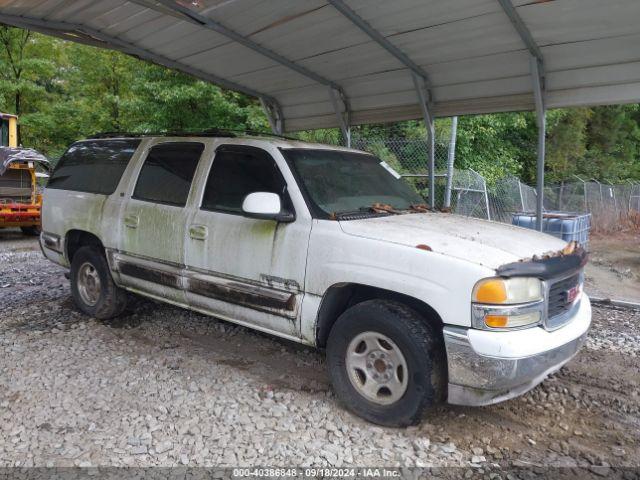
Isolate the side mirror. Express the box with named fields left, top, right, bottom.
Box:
left=241, top=192, right=295, bottom=223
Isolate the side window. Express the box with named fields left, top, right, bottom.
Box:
left=201, top=147, right=287, bottom=213
left=47, top=139, right=141, bottom=194
left=133, top=142, right=204, bottom=207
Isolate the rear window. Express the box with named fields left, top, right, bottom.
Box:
left=47, top=139, right=140, bottom=195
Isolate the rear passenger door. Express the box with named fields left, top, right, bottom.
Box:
left=115, top=141, right=204, bottom=304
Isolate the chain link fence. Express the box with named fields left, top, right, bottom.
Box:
left=544, top=179, right=640, bottom=232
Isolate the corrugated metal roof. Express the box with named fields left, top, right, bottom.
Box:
left=0, top=0, right=638, bottom=131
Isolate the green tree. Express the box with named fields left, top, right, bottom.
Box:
left=0, top=27, right=60, bottom=150
left=122, top=62, right=267, bottom=133
left=544, top=108, right=591, bottom=182
left=582, top=105, right=640, bottom=181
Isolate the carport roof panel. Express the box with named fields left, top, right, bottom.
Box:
left=0, top=0, right=638, bottom=131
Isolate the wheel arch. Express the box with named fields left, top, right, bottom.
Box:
left=65, top=229, right=104, bottom=263
left=315, top=282, right=444, bottom=348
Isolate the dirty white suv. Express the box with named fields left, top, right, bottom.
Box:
left=40, top=133, right=591, bottom=426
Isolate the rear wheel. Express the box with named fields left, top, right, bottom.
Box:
left=326, top=300, right=446, bottom=427
left=20, top=225, right=41, bottom=236
left=70, top=246, right=127, bottom=319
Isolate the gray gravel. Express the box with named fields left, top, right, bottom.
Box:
left=1, top=232, right=639, bottom=473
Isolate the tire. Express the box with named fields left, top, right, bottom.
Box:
left=326, top=299, right=446, bottom=427
left=21, top=225, right=41, bottom=236
left=70, top=246, right=127, bottom=319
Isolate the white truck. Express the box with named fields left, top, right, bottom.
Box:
left=40, top=133, right=591, bottom=426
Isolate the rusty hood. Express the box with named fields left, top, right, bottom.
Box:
left=338, top=212, right=569, bottom=270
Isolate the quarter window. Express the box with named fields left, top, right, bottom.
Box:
left=48, top=139, right=141, bottom=195
left=202, top=146, right=287, bottom=213
left=133, top=142, right=204, bottom=206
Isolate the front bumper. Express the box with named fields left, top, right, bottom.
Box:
left=444, top=295, right=591, bottom=406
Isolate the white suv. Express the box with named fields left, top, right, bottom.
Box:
left=40, top=133, right=591, bottom=426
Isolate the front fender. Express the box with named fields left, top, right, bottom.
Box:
left=305, top=222, right=493, bottom=331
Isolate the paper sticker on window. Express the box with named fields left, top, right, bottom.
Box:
left=380, top=161, right=401, bottom=179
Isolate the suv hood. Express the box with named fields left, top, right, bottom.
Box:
left=339, top=213, right=567, bottom=270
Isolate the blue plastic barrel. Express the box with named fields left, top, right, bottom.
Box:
left=512, top=211, right=591, bottom=248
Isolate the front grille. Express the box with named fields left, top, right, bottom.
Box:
left=547, top=272, right=581, bottom=322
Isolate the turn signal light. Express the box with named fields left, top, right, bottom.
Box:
left=485, top=315, right=508, bottom=328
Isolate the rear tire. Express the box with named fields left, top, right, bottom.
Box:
left=21, top=225, right=41, bottom=236
left=326, top=300, right=446, bottom=427
left=70, top=246, right=127, bottom=319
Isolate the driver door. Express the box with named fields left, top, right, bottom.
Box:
left=184, top=145, right=310, bottom=338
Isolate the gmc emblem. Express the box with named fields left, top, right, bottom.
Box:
left=565, top=285, right=580, bottom=303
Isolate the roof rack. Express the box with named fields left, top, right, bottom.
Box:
left=88, top=128, right=299, bottom=141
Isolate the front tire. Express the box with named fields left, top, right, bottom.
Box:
left=70, top=246, right=127, bottom=319
left=326, top=300, right=446, bottom=427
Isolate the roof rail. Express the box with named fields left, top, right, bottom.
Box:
left=87, top=128, right=299, bottom=141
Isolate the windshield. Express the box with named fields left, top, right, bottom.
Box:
left=283, top=148, right=424, bottom=218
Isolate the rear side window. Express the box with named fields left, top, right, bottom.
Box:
left=201, top=146, right=286, bottom=213
left=133, top=142, right=204, bottom=207
left=47, top=139, right=141, bottom=194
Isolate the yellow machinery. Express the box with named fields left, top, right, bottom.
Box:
left=0, top=113, right=44, bottom=235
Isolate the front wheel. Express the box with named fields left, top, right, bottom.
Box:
left=326, top=300, right=446, bottom=427
left=70, top=246, right=127, bottom=319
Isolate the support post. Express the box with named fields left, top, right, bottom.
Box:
left=412, top=73, right=435, bottom=209
left=444, top=116, right=458, bottom=208
left=530, top=56, right=546, bottom=231
left=483, top=176, right=492, bottom=221
left=329, top=88, right=351, bottom=147
left=260, top=98, right=284, bottom=135
left=518, top=179, right=525, bottom=212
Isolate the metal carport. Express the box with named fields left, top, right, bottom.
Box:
left=1, top=0, right=639, bottom=229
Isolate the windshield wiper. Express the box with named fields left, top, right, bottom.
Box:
left=331, top=203, right=404, bottom=220
left=407, top=203, right=431, bottom=213
left=369, top=202, right=404, bottom=215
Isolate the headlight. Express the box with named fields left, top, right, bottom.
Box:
left=472, top=277, right=543, bottom=304
left=472, top=277, right=544, bottom=330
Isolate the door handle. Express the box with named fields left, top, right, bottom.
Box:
left=124, top=213, right=139, bottom=228
left=189, top=224, right=208, bottom=240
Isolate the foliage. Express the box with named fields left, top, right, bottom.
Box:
left=0, top=26, right=638, bottom=182
left=0, top=28, right=269, bottom=161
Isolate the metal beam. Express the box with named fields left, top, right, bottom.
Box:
left=531, top=56, right=546, bottom=231
left=412, top=73, right=436, bottom=209
left=134, top=0, right=349, bottom=99
left=0, top=13, right=280, bottom=108
left=496, top=0, right=544, bottom=64
left=329, top=88, right=351, bottom=148
left=497, top=1, right=546, bottom=229
left=327, top=0, right=432, bottom=88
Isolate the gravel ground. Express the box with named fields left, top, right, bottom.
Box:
left=1, top=231, right=639, bottom=476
